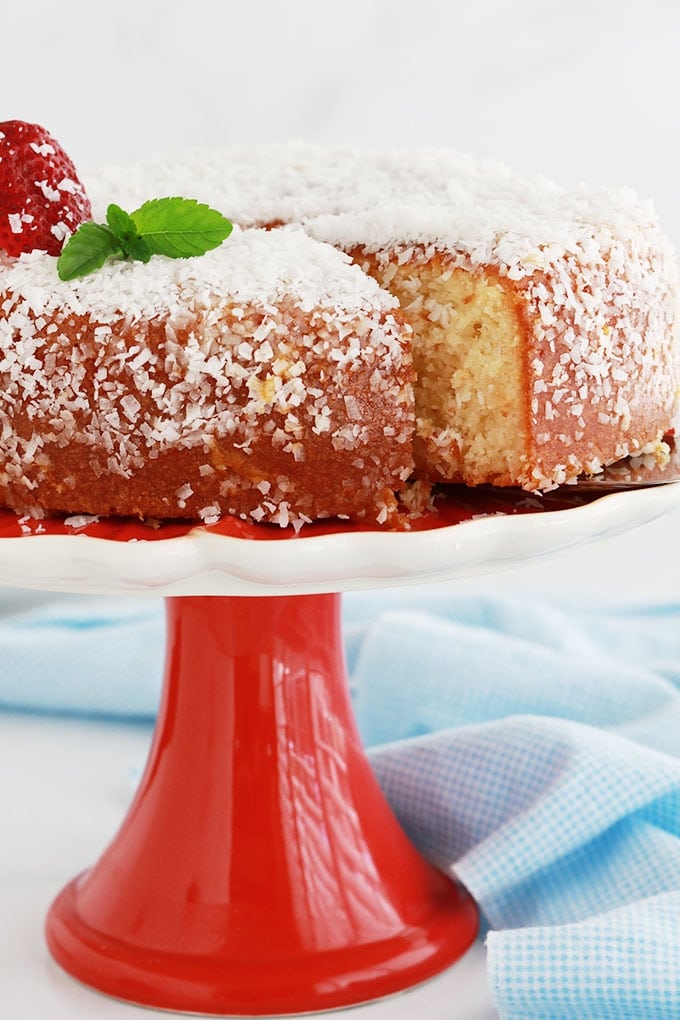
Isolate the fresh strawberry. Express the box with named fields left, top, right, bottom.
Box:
left=0, top=120, right=91, bottom=258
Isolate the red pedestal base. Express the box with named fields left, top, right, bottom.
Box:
left=45, top=594, right=478, bottom=1015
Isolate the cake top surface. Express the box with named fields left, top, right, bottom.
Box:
left=83, top=142, right=672, bottom=262
left=0, top=224, right=398, bottom=322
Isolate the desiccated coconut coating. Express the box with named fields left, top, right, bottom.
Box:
left=0, top=227, right=414, bottom=525
left=86, top=144, right=679, bottom=491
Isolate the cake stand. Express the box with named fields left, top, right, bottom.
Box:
left=1, top=480, right=679, bottom=1017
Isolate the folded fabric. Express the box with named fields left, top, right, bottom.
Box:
left=486, top=892, right=680, bottom=1020
left=0, top=591, right=164, bottom=718
left=1, top=584, right=679, bottom=1019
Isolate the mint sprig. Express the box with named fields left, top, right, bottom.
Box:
left=106, top=204, right=152, bottom=263
left=56, top=222, right=122, bottom=281
left=57, top=198, right=233, bottom=281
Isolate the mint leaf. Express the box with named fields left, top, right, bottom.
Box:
left=57, top=222, right=122, bottom=281
left=55, top=197, right=233, bottom=280
left=130, top=197, right=233, bottom=258
left=106, top=204, right=152, bottom=263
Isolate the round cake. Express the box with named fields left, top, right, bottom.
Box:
left=0, top=134, right=678, bottom=527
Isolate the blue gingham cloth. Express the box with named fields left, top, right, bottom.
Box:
left=1, top=585, right=679, bottom=1019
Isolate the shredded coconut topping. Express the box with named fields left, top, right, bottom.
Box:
left=83, top=142, right=674, bottom=252
left=0, top=226, right=398, bottom=323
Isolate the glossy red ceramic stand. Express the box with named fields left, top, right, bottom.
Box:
left=45, top=593, right=478, bottom=1015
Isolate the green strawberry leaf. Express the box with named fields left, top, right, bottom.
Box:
left=57, top=222, right=123, bottom=281
left=130, top=197, right=233, bottom=257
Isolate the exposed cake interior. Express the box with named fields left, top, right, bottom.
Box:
left=356, top=250, right=528, bottom=486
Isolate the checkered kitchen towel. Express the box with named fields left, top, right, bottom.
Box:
left=1, top=585, right=680, bottom=1019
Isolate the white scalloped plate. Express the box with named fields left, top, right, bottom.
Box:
left=0, top=482, right=678, bottom=596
